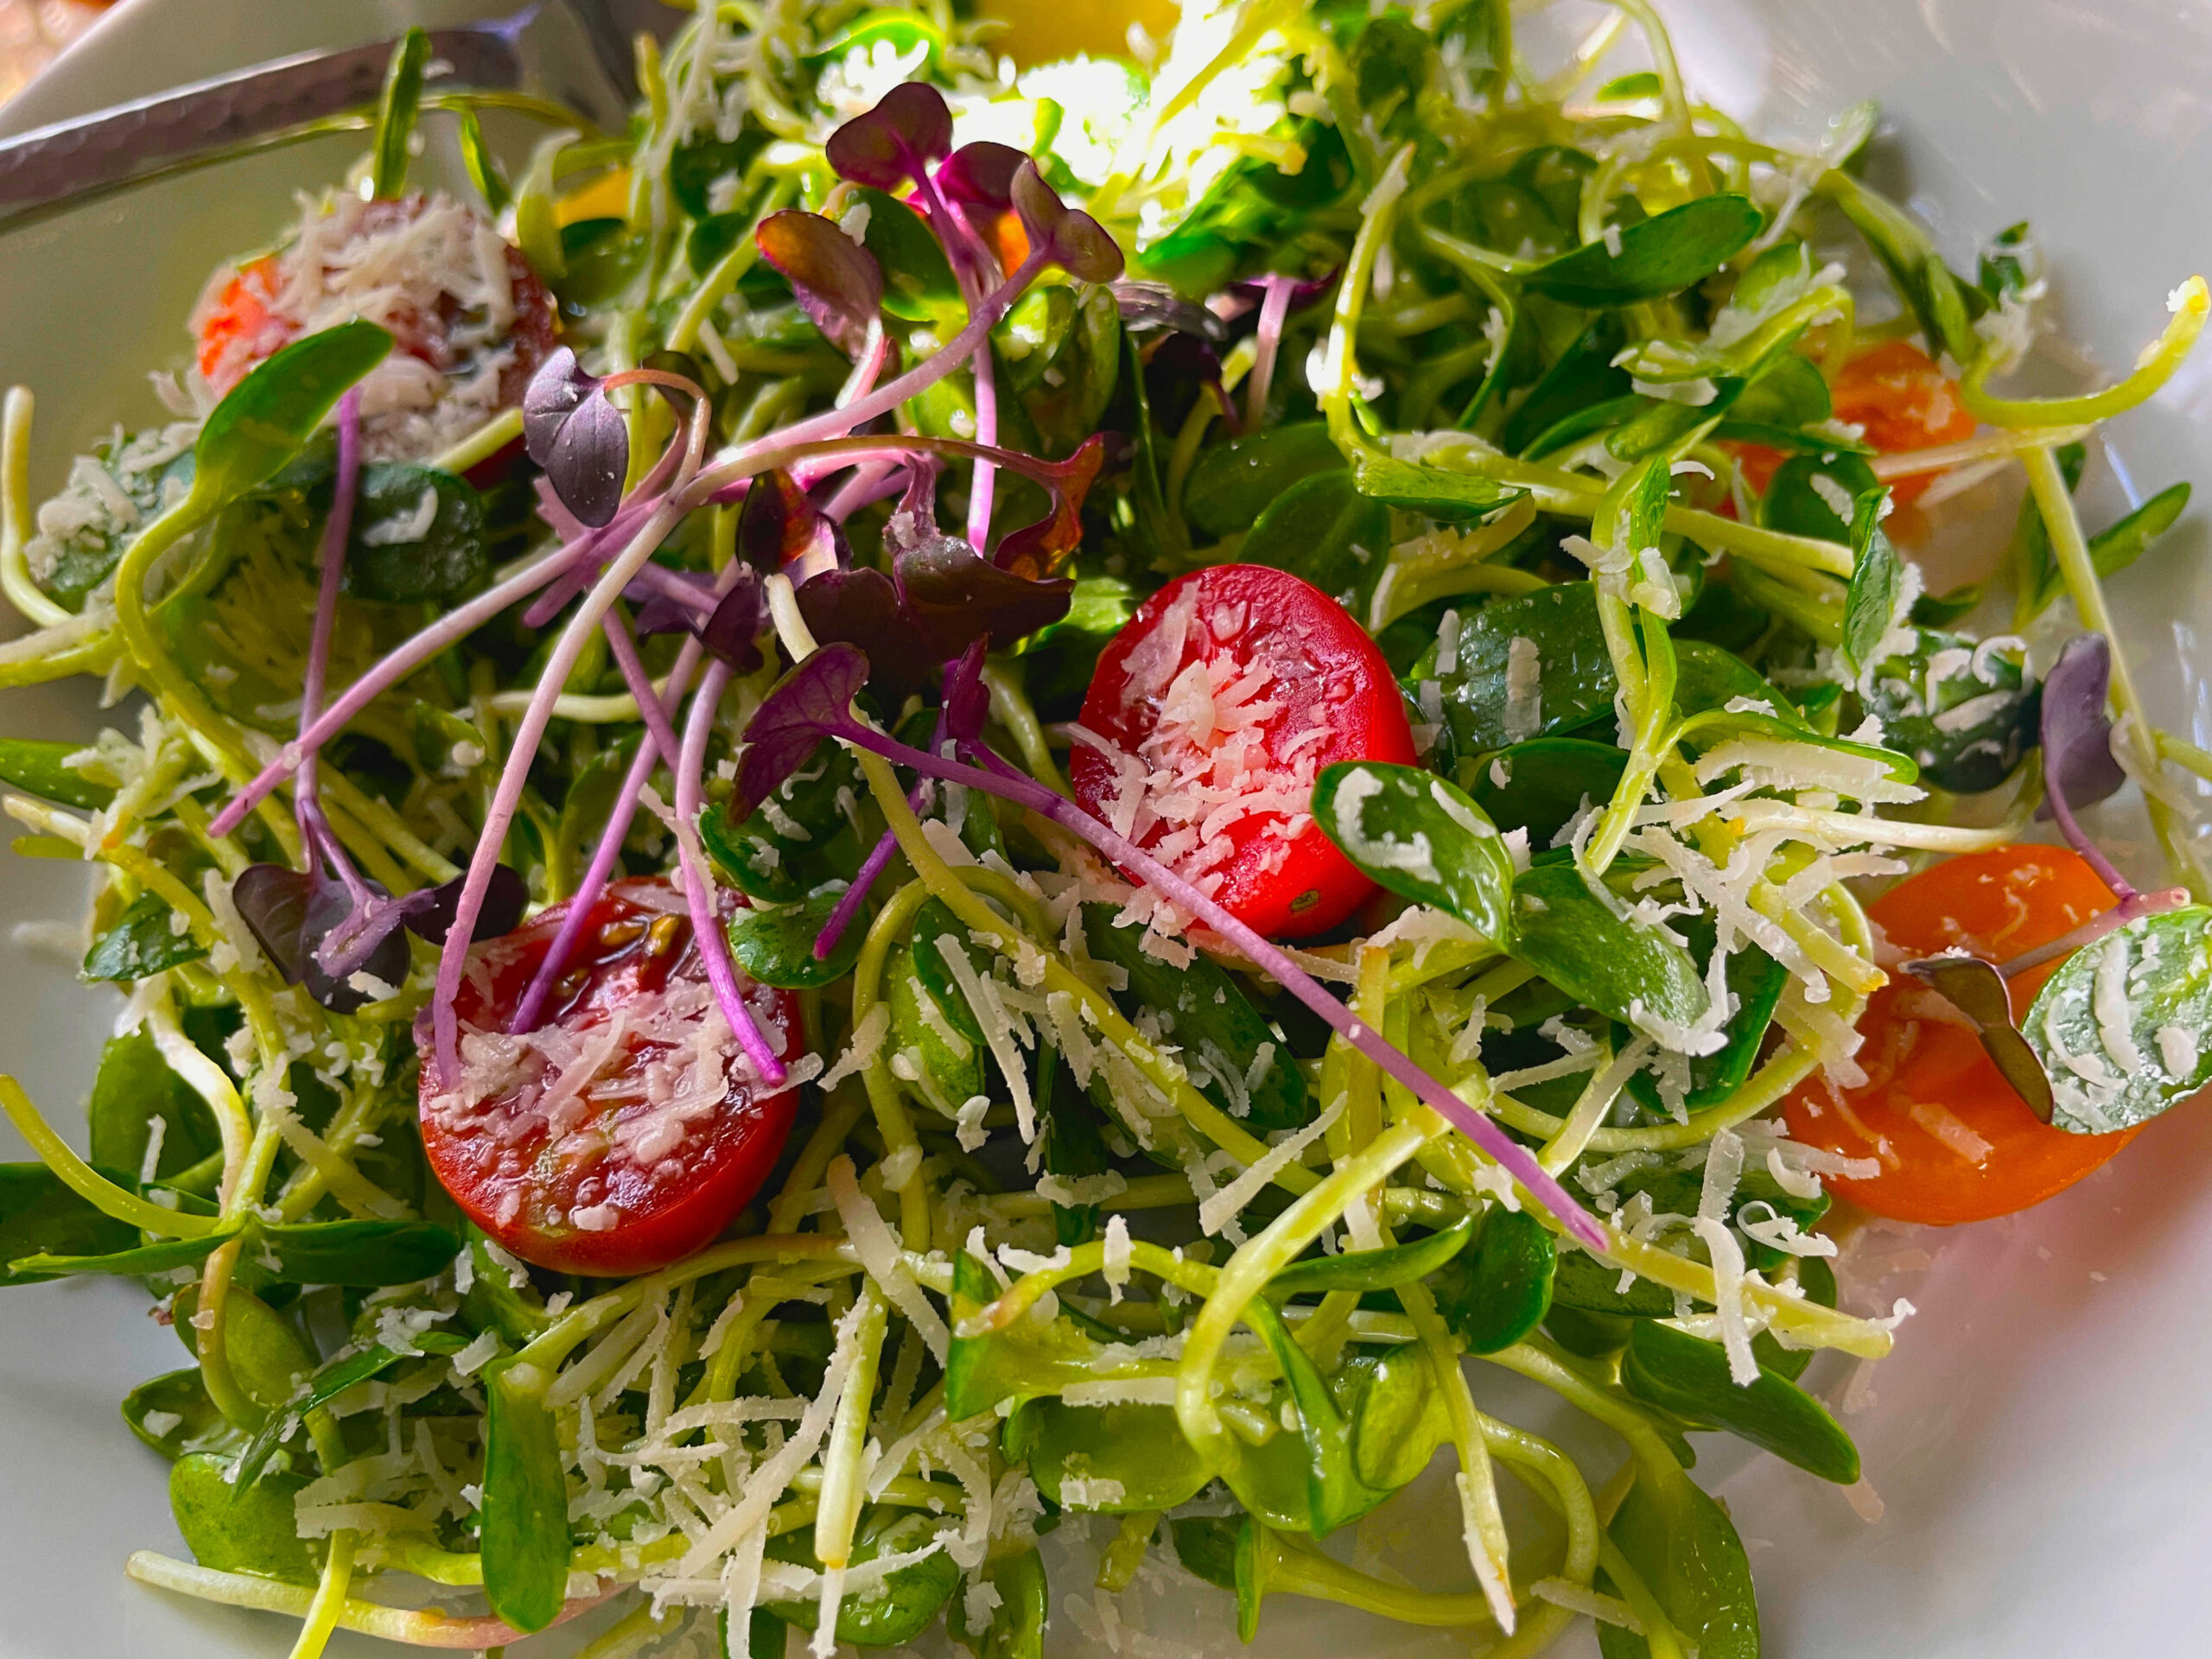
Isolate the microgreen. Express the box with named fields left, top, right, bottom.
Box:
left=753, top=210, right=886, bottom=359
left=523, top=347, right=629, bottom=528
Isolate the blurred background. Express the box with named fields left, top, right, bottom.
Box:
left=0, top=0, right=110, bottom=104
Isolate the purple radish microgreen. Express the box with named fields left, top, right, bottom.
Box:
left=823, top=81, right=954, bottom=192
left=1009, top=162, right=1125, bottom=284
left=753, top=210, right=887, bottom=361
left=1898, top=953, right=2057, bottom=1120
left=523, top=347, right=628, bottom=528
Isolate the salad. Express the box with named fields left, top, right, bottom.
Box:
left=2, top=3, right=2208, bottom=1656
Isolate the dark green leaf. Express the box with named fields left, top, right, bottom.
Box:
left=346, top=464, right=485, bottom=603
left=82, top=891, right=208, bottom=982
left=849, top=188, right=959, bottom=323
left=460, top=1230, right=554, bottom=1346
left=192, top=322, right=394, bottom=510
left=2028, top=906, right=2212, bottom=1134
left=1509, top=862, right=1709, bottom=1033
left=0, top=737, right=114, bottom=808
left=124, top=1368, right=245, bottom=1460
left=2023, top=481, right=2192, bottom=620
left=1859, top=626, right=2033, bottom=793
left=944, top=1251, right=1103, bottom=1420
left=1623, top=1319, right=1859, bottom=1483
left=1827, top=171, right=1977, bottom=363
left=887, top=899, right=988, bottom=1120
left=670, top=130, right=768, bottom=220
left=1311, top=761, right=1515, bottom=943
left=1525, top=196, right=1762, bottom=308
left=1624, top=943, right=1788, bottom=1114
left=1183, top=423, right=1347, bottom=539
left=1082, top=905, right=1308, bottom=1129
left=234, top=1341, right=414, bottom=1490
left=1171, top=1517, right=1242, bottom=1590
left=12, top=1229, right=230, bottom=1280
left=1241, top=468, right=1391, bottom=607
left=0, top=1162, right=138, bottom=1287
left=370, top=28, right=430, bottom=199
left=1349, top=448, right=1519, bottom=520
left=482, top=1357, right=572, bottom=1634
left=254, top=1217, right=461, bottom=1287
left=1432, top=1205, right=1556, bottom=1352
left=87, top=1028, right=221, bottom=1181
left=1501, top=314, right=1630, bottom=455
left=1270, top=1217, right=1474, bottom=1295
left=1840, top=492, right=1902, bottom=677
left=1759, top=451, right=1879, bottom=544
left=1910, top=582, right=1983, bottom=627
left=170, top=1452, right=322, bottom=1585
left=1467, top=738, right=1628, bottom=847
left=1421, top=582, right=1619, bottom=754
left=698, top=739, right=875, bottom=904
left=1670, top=639, right=1803, bottom=725
left=727, top=890, right=861, bottom=989
left=1244, top=1300, right=1394, bottom=1534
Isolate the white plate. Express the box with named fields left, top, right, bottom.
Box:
left=3, top=3, right=2210, bottom=1656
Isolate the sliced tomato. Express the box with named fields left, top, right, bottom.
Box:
left=418, top=877, right=801, bottom=1276
left=194, top=197, right=558, bottom=402
left=1782, top=845, right=2141, bottom=1224
left=1828, top=340, right=1978, bottom=507
left=1071, top=563, right=1416, bottom=939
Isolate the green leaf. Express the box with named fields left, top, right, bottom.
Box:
left=1183, top=423, right=1347, bottom=539
left=1005, top=1398, right=1212, bottom=1513
left=1171, top=1516, right=1242, bottom=1590
left=87, top=1028, right=221, bottom=1182
left=1840, top=491, right=1903, bottom=677
left=669, top=130, right=768, bottom=219
left=727, top=889, right=862, bottom=989
left=82, top=891, right=208, bottom=982
left=2022, top=480, right=2191, bottom=621
left=0, top=1162, right=138, bottom=1286
left=173, top=1281, right=317, bottom=1418
left=1467, top=737, right=1629, bottom=847
left=1622, top=1319, right=1859, bottom=1483
left=886, top=902, right=988, bottom=1120
left=1311, top=761, right=1515, bottom=944
left=849, top=188, right=960, bottom=324
left=1508, top=862, right=1709, bottom=1033
left=766, top=1511, right=961, bottom=1645
left=1759, top=450, right=1880, bottom=544
left=2028, top=906, right=2212, bottom=1135
left=1524, top=196, right=1763, bottom=308
left=1243, top=1300, right=1395, bottom=1535
left=1333, top=1344, right=1452, bottom=1492
left=1081, top=905, right=1308, bottom=1128
left=191, top=322, right=394, bottom=512
left=482, top=1357, right=572, bottom=1634
left=1859, top=626, right=2033, bottom=793
left=1600, top=1469, right=1760, bottom=1659
left=370, top=28, right=430, bottom=200
left=1624, top=941, right=1789, bottom=1114
left=346, top=464, right=486, bottom=603
left=1827, top=170, right=1978, bottom=364
left=170, top=1452, right=322, bottom=1586
left=1421, top=582, right=1620, bottom=754
left=1241, top=468, right=1392, bottom=608
left=1268, top=1217, right=1474, bottom=1295
left=1001, top=284, right=1122, bottom=456
left=698, top=741, right=875, bottom=905
left=233, top=1338, right=435, bottom=1490
left=1670, top=639, right=1805, bottom=726
left=12, top=1229, right=229, bottom=1280
left=0, top=737, right=115, bottom=808
left=1431, top=1205, right=1556, bottom=1353
left=124, top=1367, right=246, bottom=1461
left=253, top=1217, right=461, bottom=1287
left=1348, top=448, right=1519, bottom=520
left=460, top=1229, right=555, bottom=1346
left=1501, top=314, right=1631, bottom=456
left=948, top=1544, right=1048, bottom=1659
left=457, top=106, right=512, bottom=215
left=944, top=1252, right=1103, bottom=1420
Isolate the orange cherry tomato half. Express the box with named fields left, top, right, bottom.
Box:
left=1071, top=563, right=1417, bottom=939
left=1828, top=340, right=1978, bottom=507
left=419, top=878, right=802, bottom=1276
left=1782, top=844, right=2141, bottom=1224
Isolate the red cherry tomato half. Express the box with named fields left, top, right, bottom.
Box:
left=418, top=878, right=802, bottom=1276
left=194, top=198, right=558, bottom=402
left=1782, top=845, right=2140, bottom=1225
left=1071, top=563, right=1417, bottom=939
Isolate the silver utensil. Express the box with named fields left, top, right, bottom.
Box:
left=0, top=0, right=673, bottom=223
